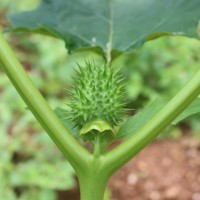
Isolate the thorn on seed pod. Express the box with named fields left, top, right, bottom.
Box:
left=69, top=62, right=126, bottom=138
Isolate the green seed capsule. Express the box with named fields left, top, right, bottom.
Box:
left=69, top=62, right=126, bottom=129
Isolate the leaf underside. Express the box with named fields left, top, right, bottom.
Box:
left=8, top=0, right=200, bottom=57
left=117, top=97, right=200, bottom=138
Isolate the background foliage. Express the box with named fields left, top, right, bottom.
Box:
left=0, top=1, right=200, bottom=200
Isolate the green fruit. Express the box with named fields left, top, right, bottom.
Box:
left=69, top=63, right=125, bottom=129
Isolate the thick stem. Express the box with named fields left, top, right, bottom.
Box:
left=0, top=32, right=90, bottom=171
left=103, top=69, right=200, bottom=174
left=78, top=155, right=110, bottom=200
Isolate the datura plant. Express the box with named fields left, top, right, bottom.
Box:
left=1, top=1, right=200, bottom=200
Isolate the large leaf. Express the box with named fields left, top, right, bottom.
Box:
left=8, top=0, right=200, bottom=57
left=117, top=97, right=200, bottom=138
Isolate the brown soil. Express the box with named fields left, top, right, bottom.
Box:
left=58, top=136, right=200, bottom=200
left=109, top=136, right=200, bottom=200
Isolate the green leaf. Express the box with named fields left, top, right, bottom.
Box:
left=172, top=96, right=200, bottom=125
left=80, top=118, right=114, bottom=136
left=54, top=107, right=79, bottom=137
left=117, top=97, right=200, bottom=138
left=8, top=0, right=200, bottom=57
left=10, top=160, right=75, bottom=190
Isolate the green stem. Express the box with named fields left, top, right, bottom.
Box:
left=78, top=155, right=110, bottom=200
left=93, top=133, right=101, bottom=156
left=0, top=32, right=90, bottom=171
left=103, top=69, right=200, bottom=175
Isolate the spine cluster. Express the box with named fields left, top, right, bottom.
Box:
left=70, top=63, right=125, bottom=129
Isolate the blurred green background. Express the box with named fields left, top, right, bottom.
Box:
left=0, top=1, right=200, bottom=200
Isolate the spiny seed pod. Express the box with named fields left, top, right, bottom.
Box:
left=69, top=62, right=126, bottom=129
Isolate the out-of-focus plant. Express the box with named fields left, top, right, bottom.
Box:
left=0, top=2, right=78, bottom=200
left=115, top=36, right=200, bottom=108
left=0, top=40, right=76, bottom=200
left=111, top=36, right=200, bottom=140
left=0, top=72, right=76, bottom=200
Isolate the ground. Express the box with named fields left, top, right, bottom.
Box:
left=58, top=136, right=200, bottom=200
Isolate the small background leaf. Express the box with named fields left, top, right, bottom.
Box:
left=9, top=161, right=75, bottom=190
left=117, top=97, right=200, bottom=138
left=54, top=107, right=79, bottom=137
left=172, top=97, right=200, bottom=125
